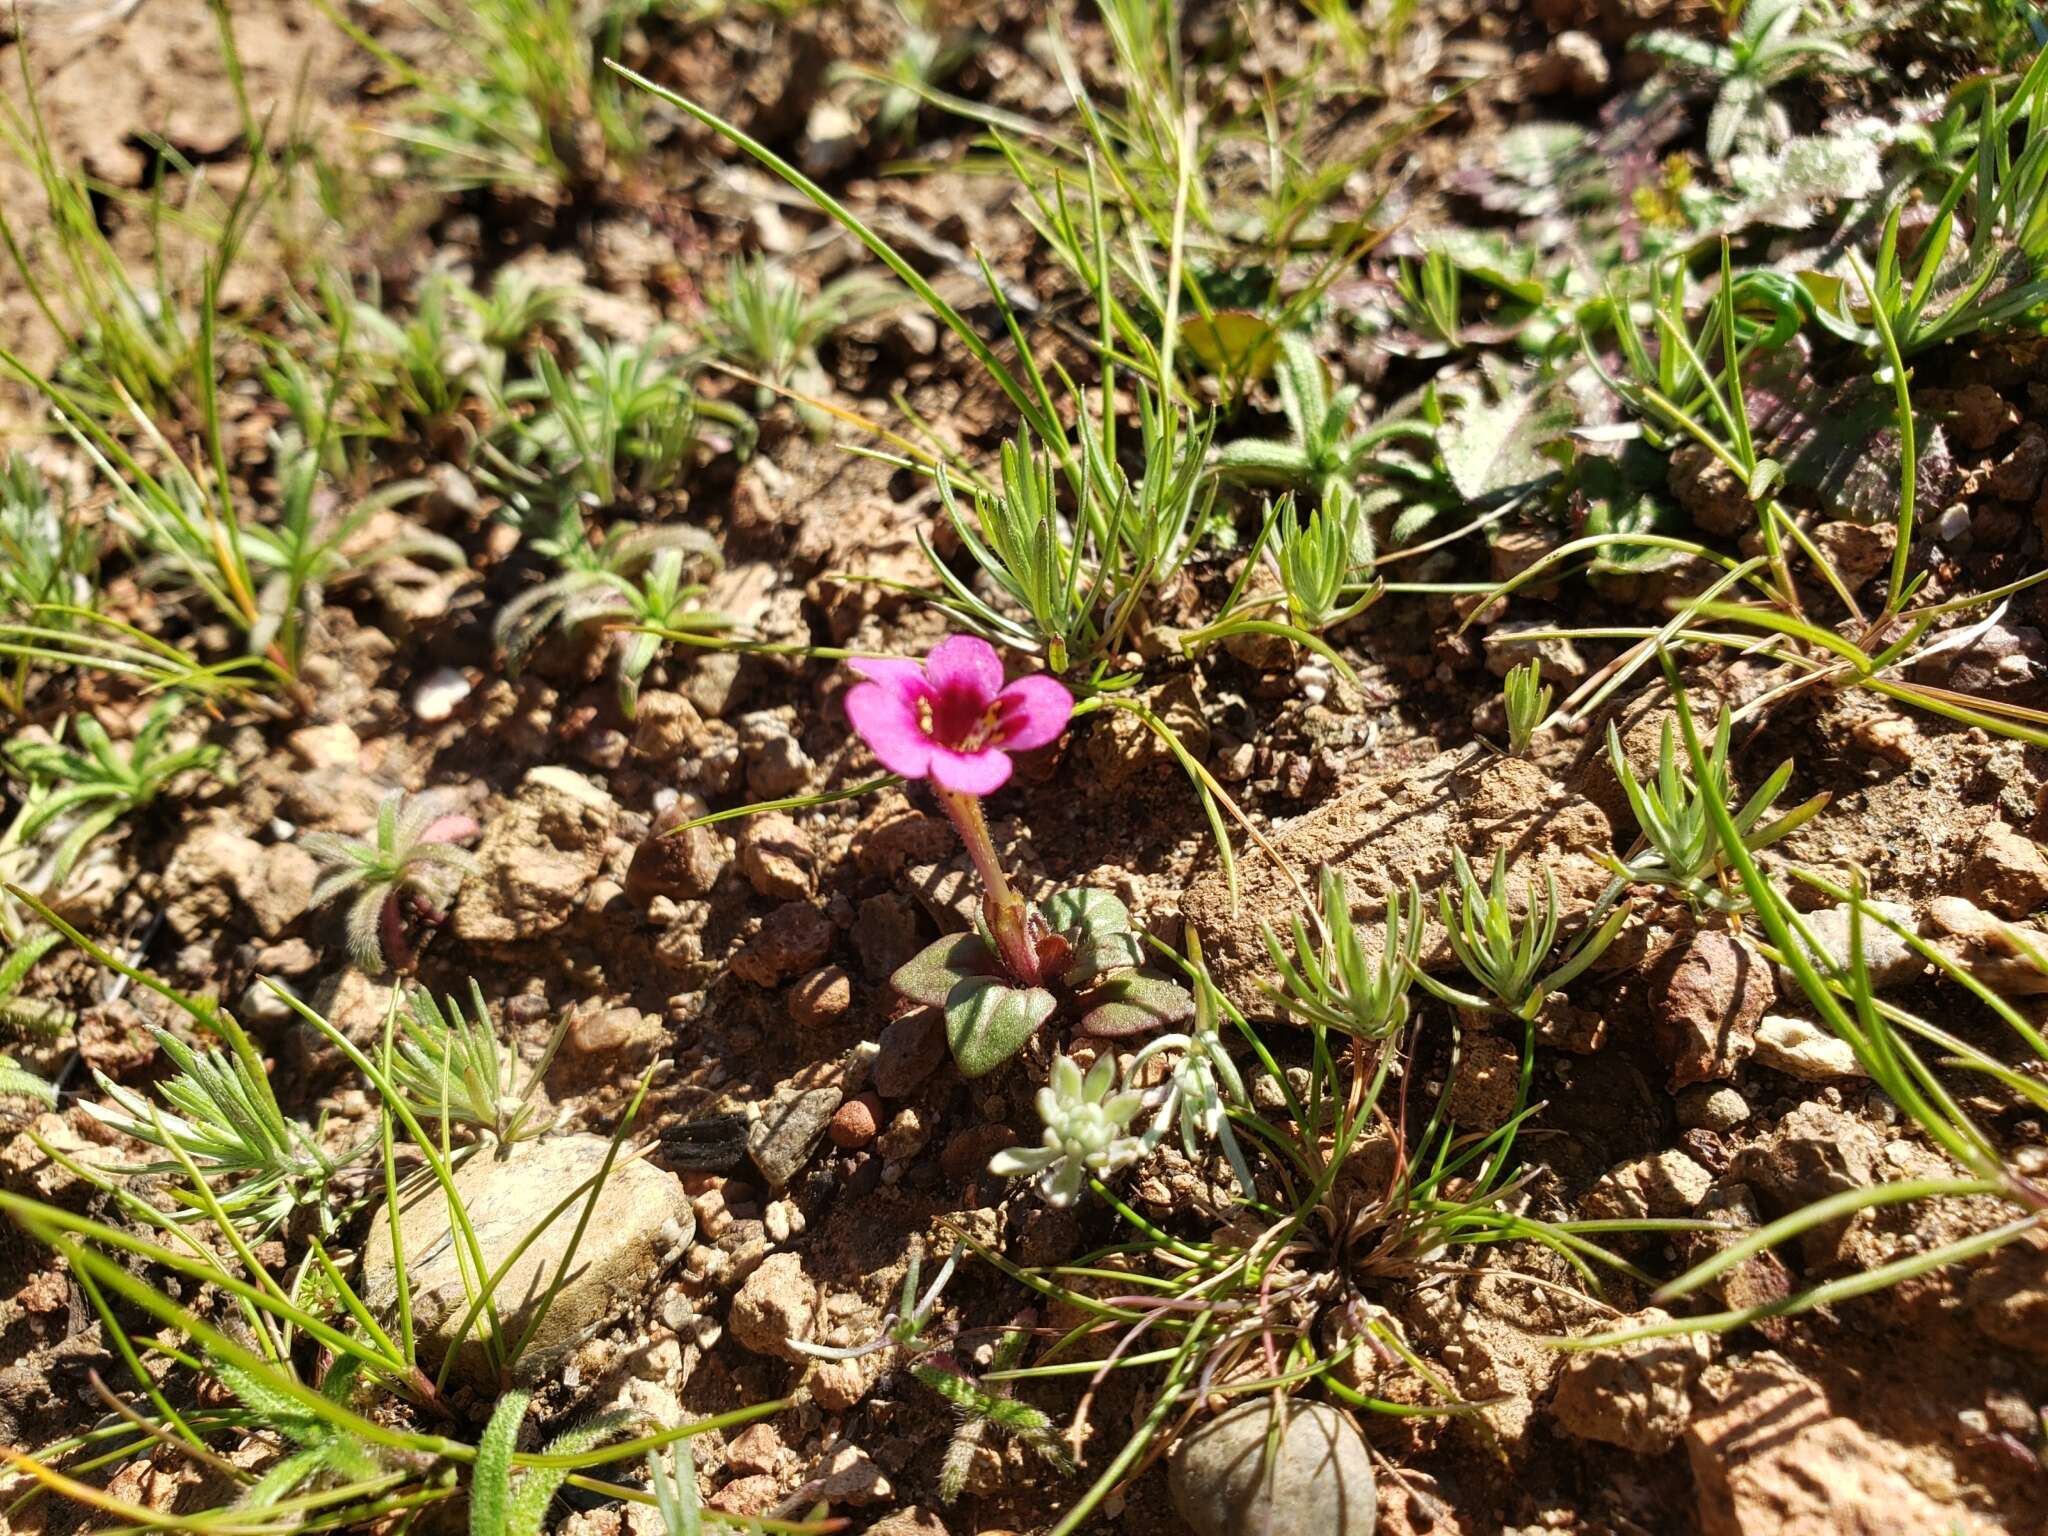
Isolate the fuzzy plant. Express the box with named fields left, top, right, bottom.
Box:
left=3, top=701, right=231, bottom=883
left=1, top=927, right=72, bottom=1040
left=302, top=792, right=480, bottom=973
left=84, top=1024, right=347, bottom=1237
left=1634, top=0, right=1870, bottom=163
left=0, top=1053, right=55, bottom=1109
left=391, top=981, right=566, bottom=1148
left=492, top=507, right=731, bottom=718
left=848, top=635, right=1194, bottom=1076
left=988, top=1050, right=1149, bottom=1207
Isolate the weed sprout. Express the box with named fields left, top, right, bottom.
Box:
left=303, top=791, right=480, bottom=973
left=4, top=702, right=232, bottom=884
left=1502, top=658, right=1551, bottom=755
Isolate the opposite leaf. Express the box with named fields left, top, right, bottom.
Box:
left=894, top=932, right=1000, bottom=1007
left=945, top=976, right=1057, bottom=1078
left=1078, top=971, right=1197, bottom=1038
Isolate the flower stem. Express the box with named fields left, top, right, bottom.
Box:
left=935, top=787, right=1041, bottom=984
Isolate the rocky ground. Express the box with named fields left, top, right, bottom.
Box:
left=2, top=0, right=2047, bottom=1532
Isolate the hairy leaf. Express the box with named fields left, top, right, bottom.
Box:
left=944, top=977, right=1056, bottom=1077
left=1077, top=971, right=1196, bottom=1037
left=471, top=1389, right=530, bottom=1536
left=1440, top=361, right=1576, bottom=503
left=893, top=932, right=999, bottom=1007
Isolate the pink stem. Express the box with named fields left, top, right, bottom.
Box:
left=935, top=787, right=1041, bottom=985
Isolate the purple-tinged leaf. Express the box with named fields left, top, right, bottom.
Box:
left=893, top=933, right=999, bottom=1008
left=1077, top=972, right=1196, bottom=1038
left=944, top=977, right=1057, bottom=1078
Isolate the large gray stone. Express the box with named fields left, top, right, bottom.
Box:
left=359, top=1133, right=692, bottom=1388
left=1168, top=1399, right=1376, bottom=1536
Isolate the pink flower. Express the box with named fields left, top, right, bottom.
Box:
left=845, top=635, right=1072, bottom=795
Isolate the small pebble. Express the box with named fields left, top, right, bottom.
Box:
left=412, top=667, right=472, bottom=723
left=1677, top=1084, right=1750, bottom=1132
left=830, top=1092, right=882, bottom=1149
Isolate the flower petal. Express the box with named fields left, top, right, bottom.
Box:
left=847, top=655, right=929, bottom=704
left=844, top=682, right=935, bottom=780
left=928, top=744, right=1012, bottom=795
left=993, top=673, right=1073, bottom=751
left=923, top=634, right=1005, bottom=704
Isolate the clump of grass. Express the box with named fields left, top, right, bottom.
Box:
left=0, top=13, right=278, bottom=422
left=958, top=911, right=1650, bottom=1533
left=492, top=508, right=731, bottom=718
left=303, top=792, right=480, bottom=973
left=0, top=455, right=97, bottom=715
left=3, top=702, right=232, bottom=885
left=0, top=905, right=777, bottom=1530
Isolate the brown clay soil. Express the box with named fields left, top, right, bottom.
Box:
left=2, top=1, right=2047, bottom=1533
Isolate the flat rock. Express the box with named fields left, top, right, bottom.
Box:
left=1753, top=1015, right=1867, bottom=1080
left=1181, top=749, right=1616, bottom=1006
left=453, top=768, right=616, bottom=943
left=359, top=1134, right=692, bottom=1388
left=746, top=1043, right=878, bottom=1189
left=1168, top=1399, right=1375, bottom=1536
left=1688, top=1352, right=1998, bottom=1535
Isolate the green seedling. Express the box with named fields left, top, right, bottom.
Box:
left=1606, top=708, right=1828, bottom=907
left=492, top=508, right=732, bottom=717
left=485, top=330, right=751, bottom=516
left=84, top=1025, right=348, bottom=1239
left=1263, top=867, right=1422, bottom=1041
left=4, top=702, right=231, bottom=884
left=392, top=982, right=568, bottom=1149
left=1418, top=849, right=1628, bottom=1021
left=303, top=792, right=480, bottom=974
left=1502, top=659, right=1551, bottom=755
left=703, top=254, right=895, bottom=404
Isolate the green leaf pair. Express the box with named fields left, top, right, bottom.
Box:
left=892, top=888, right=1196, bottom=1078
